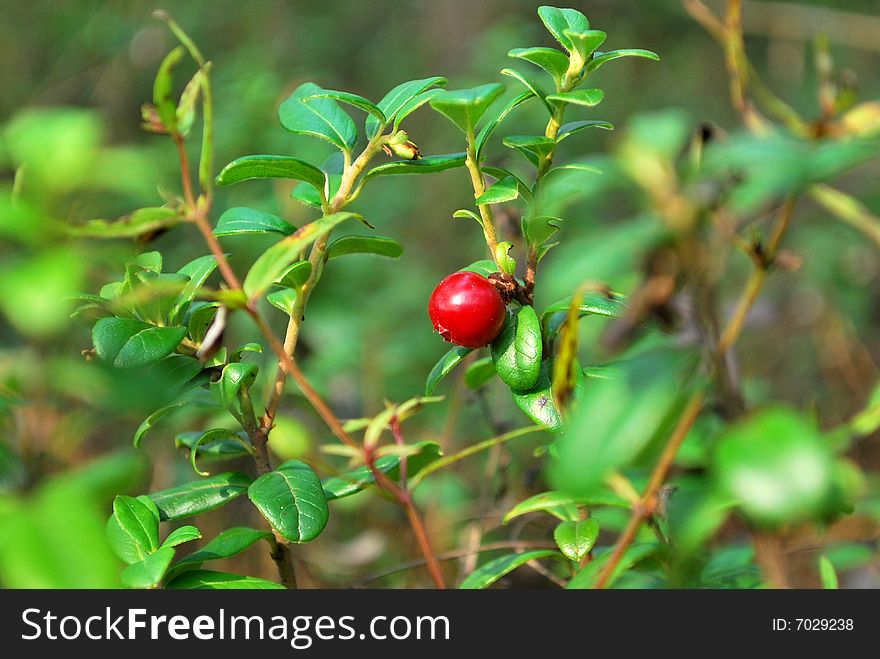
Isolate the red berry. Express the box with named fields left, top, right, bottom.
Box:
left=428, top=271, right=507, bottom=348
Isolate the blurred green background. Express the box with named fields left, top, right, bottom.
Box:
left=2, top=0, right=880, bottom=588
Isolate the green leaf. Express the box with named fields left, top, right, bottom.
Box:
left=166, top=570, right=284, bottom=590
left=464, top=357, right=495, bottom=390
left=170, top=254, right=218, bottom=324
left=215, top=155, right=325, bottom=189
left=430, top=83, right=505, bottom=135
left=276, top=260, right=313, bottom=288
left=243, top=212, right=361, bottom=299
left=367, top=76, right=447, bottom=138
left=557, top=120, right=613, bottom=142
left=819, top=555, right=839, bottom=589
left=248, top=460, right=329, bottom=542
left=176, top=69, right=203, bottom=138
left=214, top=207, right=295, bottom=238
left=167, top=527, right=272, bottom=579
left=364, top=152, right=466, bottom=179
left=106, top=495, right=160, bottom=564
left=568, top=543, right=658, bottom=589
left=511, top=360, right=583, bottom=433
left=503, top=134, right=557, bottom=167
left=538, top=6, right=590, bottom=51
left=547, top=89, right=605, bottom=108
left=713, top=406, right=834, bottom=526
left=153, top=46, right=185, bottom=132
left=542, top=293, right=626, bottom=323
left=566, top=30, right=607, bottom=65
left=393, top=88, right=445, bottom=131
left=65, top=207, right=183, bottom=239
left=554, top=519, right=599, bottom=561
left=147, top=472, right=253, bottom=521
left=475, top=176, right=520, bottom=205
left=175, top=430, right=251, bottom=462
left=267, top=288, right=298, bottom=315
left=120, top=547, right=176, bottom=589
left=475, top=92, right=534, bottom=159
left=460, top=550, right=560, bottom=589
left=187, top=302, right=219, bottom=343
left=322, top=441, right=442, bottom=500
left=523, top=214, right=562, bottom=246
left=218, top=362, right=258, bottom=428
left=453, top=209, right=483, bottom=226
left=278, top=82, right=357, bottom=151
left=291, top=174, right=341, bottom=209
left=508, top=47, right=570, bottom=81
left=134, top=400, right=188, bottom=448
left=501, top=68, right=551, bottom=114
left=503, top=490, right=628, bottom=524
left=161, top=526, right=202, bottom=549
left=459, top=260, right=497, bottom=277
left=491, top=306, right=542, bottom=391
left=326, top=235, right=403, bottom=260
left=425, top=346, right=472, bottom=395
left=305, top=89, right=384, bottom=124
left=92, top=317, right=186, bottom=369
left=585, top=49, right=660, bottom=75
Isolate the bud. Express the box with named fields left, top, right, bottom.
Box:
left=385, top=130, right=421, bottom=160
left=140, top=103, right=169, bottom=134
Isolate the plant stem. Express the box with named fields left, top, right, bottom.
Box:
left=464, top=131, right=501, bottom=266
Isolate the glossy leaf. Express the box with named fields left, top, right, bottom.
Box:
left=537, top=6, right=590, bottom=52
left=326, top=235, right=403, bottom=260
left=175, top=429, right=251, bottom=462
left=305, top=89, right=384, bottom=123
left=367, top=76, right=447, bottom=138
left=393, top=88, right=445, bottom=131
left=364, top=152, right=466, bottom=179
left=276, top=260, right=313, bottom=288
left=491, top=306, right=542, bottom=391
left=585, top=49, right=660, bottom=75
left=106, top=495, right=160, bottom=564
left=291, top=175, right=341, bottom=209
left=554, top=519, right=599, bottom=561
left=430, top=83, right=505, bottom=135
left=166, top=569, right=284, bottom=590
left=176, top=69, right=203, bottom=137
left=459, top=260, right=496, bottom=277
left=503, top=135, right=557, bottom=167
left=453, top=209, right=483, bottom=226
left=508, top=47, right=569, bottom=81
left=523, top=214, right=562, bottom=246
left=248, top=460, right=329, bottom=542
left=215, top=155, right=325, bottom=189
left=503, top=490, right=628, bottom=524
left=511, top=360, right=584, bottom=433
left=460, top=550, right=560, bottom=589
left=566, top=30, right=607, bottom=64
left=546, top=89, right=605, bottom=108
left=160, top=525, right=202, bottom=549
left=819, top=555, right=838, bottom=589
left=557, top=119, right=614, bottom=142
left=267, top=288, right=298, bottom=315
left=500, top=68, right=551, bottom=113
left=214, top=207, right=295, bottom=238
left=243, top=212, right=361, bottom=299
left=475, top=176, right=520, bottom=205
left=425, top=346, right=472, bottom=395
left=148, top=472, right=253, bottom=521
left=167, top=527, right=272, bottom=579
left=475, top=92, right=534, bottom=159
left=134, top=400, right=191, bottom=448
left=278, top=82, right=357, bottom=151
left=542, top=293, right=626, bottom=323
left=218, top=362, right=258, bottom=428
left=92, top=317, right=186, bottom=369
left=121, top=547, right=176, bottom=589
left=322, top=441, right=442, bottom=500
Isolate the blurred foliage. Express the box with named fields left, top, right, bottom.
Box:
left=2, top=0, right=880, bottom=588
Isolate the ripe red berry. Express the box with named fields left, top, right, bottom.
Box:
left=428, top=271, right=507, bottom=348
